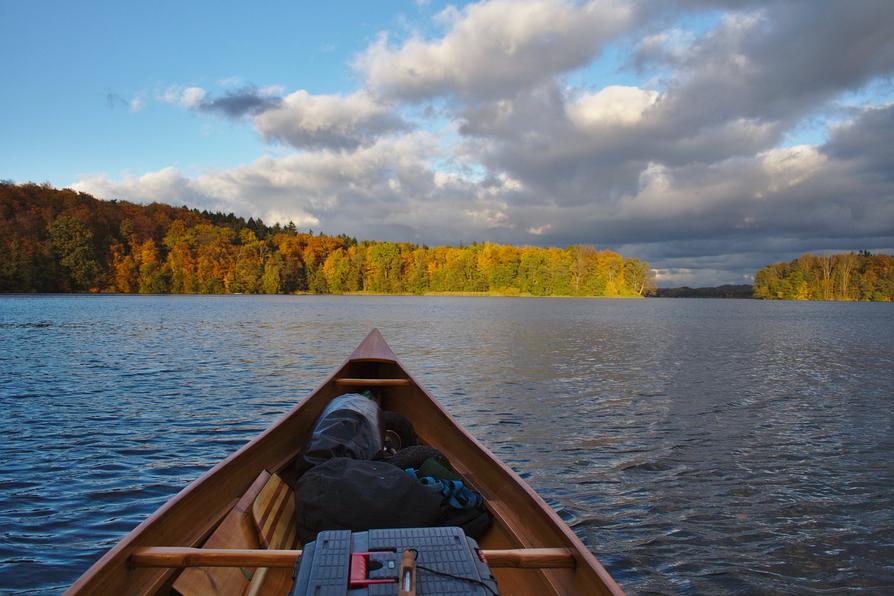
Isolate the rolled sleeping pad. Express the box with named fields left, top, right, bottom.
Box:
left=296, top=394, right=384, bottom=474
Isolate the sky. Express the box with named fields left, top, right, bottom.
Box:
left=2, top=0, right=894, bottom=287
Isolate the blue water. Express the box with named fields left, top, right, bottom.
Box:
left=1, top=295, right=893, bottom=594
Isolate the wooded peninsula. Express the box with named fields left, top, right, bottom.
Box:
left=754, top=252, right=894, bottom=301
left=0, top=183, right=654, bottom=297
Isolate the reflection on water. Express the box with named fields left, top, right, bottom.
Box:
left=1, top=295, right=892, bottom=593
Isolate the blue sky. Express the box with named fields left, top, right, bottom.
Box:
left=1, top=0, right=417, bottom=182
left=3, top=0, right=893, bottom=286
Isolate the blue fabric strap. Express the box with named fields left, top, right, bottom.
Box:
left=405, top=468, right=483, bottom=509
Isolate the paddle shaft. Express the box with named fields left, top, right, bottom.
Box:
left=130, top=546, right=576, bottom=569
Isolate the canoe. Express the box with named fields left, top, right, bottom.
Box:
left=67, top=329, right=623, bottom=595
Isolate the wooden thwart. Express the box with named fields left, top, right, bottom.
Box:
left=130, top=547, right=576, bottom=570
left=333, top=378, right=410, bottom=387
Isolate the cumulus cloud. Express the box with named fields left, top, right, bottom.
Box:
left=473, top=99, right=892, bottom=283
left=159, top=85, right=208, bottom=109
left=459, top=81, right=784, bottom=207
left=824, top=103, right=894, bottom=173
left=451, top=0, right=894, bottom=215
left=649, top=1, right=894, bottom=128
left=254, top=90, right=408, bottom=149
left=567, top=86, right=659, bottom=127
left=181, top=87, right=208, bottom=109
left=71, top=134, right=529, bottom=243
left=157, top=83, right=405, bottom=149
left=72, top=167, right=252, bottom=215
left=358, top=0, right=638, bottom=101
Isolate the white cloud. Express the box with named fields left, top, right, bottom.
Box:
left=71, top=133, right=523, bottom=241
left=759, top=145, right=827, bottom=195
left=466, top=206, right=510, bottom=227
left=254, top=90, right=407, bottom=149
left=159, top=85, right=208, bottom=109
left=567, top=85, right=659, bottom=127
left=262, top=209, right=320, bottom=228
left=72, top=167, right=252, bottom=215
left=181, top=87, right=207, bottom=108
left=652, top=267, right=696, bottom=283
left=358, top=0, right=637, bottom=101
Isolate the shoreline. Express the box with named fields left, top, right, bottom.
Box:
left=0, top=290, right=645, bottom=299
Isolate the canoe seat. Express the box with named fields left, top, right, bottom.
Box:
left=252, top=471, right=298, bottom=550
left=245, top=472, right=299, bottom=595
left=171, top=470, right=269, bottom=596
left=172, top=470, right=298, bottom=596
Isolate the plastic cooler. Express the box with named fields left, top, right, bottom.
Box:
left=290, top=526, right=499, bottom=595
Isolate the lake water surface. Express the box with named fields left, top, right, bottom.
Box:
left=1, top=295, right=892, bottom=594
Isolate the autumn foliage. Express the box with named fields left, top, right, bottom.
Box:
left=0, top=182, right=654, bottom=297
left=753, top=252, right=894, bottom=301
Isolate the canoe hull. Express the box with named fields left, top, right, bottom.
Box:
left=67, top=329, right=622, bottom=595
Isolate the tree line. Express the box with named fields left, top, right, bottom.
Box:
left=753, top=251, right=894, bottom=301
left=656, top=284, right=754, bottom=299
left=0, top=182, right=655, bottom=297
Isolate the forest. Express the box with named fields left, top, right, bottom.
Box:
left=0, top=182, right=654, bottom=297
left=753, top=252, right=894, bottom=301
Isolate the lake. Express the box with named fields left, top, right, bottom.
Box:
left=1, top=295, right=892, bottom=594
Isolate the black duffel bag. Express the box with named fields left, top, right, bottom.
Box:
left=294, top=457, right=443, bottom=544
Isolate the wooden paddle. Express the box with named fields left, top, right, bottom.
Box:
left=130, top=546, right=576, bottom=569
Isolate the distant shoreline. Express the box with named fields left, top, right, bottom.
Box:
left=654, top=284, right=754, bottom=299
left=0, top=290, right=644, bottom=299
